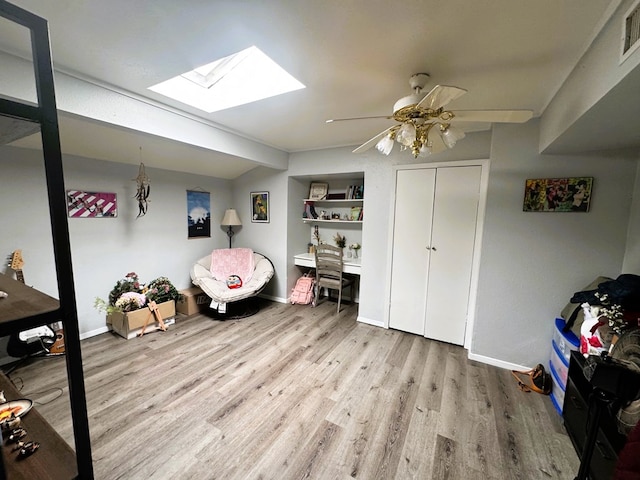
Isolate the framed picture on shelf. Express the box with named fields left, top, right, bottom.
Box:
left=523, top=177, right=593, bottom=212
left=251, top=191, right=269, bottom=223
left=350, top=206, right=362, bottom=221
left=309, top=182, right=328, bottom=200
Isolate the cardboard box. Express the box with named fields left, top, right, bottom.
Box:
left=108, top=300, right=176, bottom=339
left=177, top=287, right=210, bottom=316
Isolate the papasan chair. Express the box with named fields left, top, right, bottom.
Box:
left=190, top=248, right=274, bottom=318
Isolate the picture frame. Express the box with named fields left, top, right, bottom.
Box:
left=523, top=177, right=593, bottom=212
left=309, top=182, right=328, bottom=200
left=251, top=191, right=269, bottom=223
left=66, top=190, right=117, bottom=218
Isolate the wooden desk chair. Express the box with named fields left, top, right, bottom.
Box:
left=313, top=244, right=355, bottom=314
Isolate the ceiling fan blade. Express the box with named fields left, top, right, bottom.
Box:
left=449, top=109, right=533, bottom=123
left=352, top=126, right=395, bottom=153
left=326, top=115, right=391, bottom=123
left=417, top=85, right=467, bottom=110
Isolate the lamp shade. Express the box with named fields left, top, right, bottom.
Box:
left=221, top=208, right=242, bottom=226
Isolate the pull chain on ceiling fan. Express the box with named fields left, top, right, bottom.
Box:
left=328, top=73, right=533, bottom=158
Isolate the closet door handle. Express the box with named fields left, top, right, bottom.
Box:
left=426, top=246, right=437, bottom=251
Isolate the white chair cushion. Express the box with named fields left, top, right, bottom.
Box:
left=190, top=252, right=274, bottom=305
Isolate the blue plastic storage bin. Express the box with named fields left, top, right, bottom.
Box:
left=552, top=317, right=580, bottom=363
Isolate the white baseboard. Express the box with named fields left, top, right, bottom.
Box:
left=259, top=293, right=288, bottom=304
left=357, top=316, right=385, bottom=328
left=80, top=326, right=109, bottom=340
left=468, top=352, right=529, bottom=372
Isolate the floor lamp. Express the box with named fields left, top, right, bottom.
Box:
left=221, top=208, right=242, bottom=248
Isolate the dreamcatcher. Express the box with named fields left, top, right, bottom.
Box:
left=133, top=161, right=150, bottom=218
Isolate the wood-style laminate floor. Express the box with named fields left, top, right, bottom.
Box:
left=8, top=299, right=580, bottom=479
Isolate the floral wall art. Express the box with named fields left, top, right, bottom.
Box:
left=523, top=177, right=593, bottom=212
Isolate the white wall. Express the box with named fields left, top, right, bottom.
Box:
left=472, top=120, right=638, bottom=367
left=0, top=146, right=232, bottom=337
left=3, top=122, right=638, bottom=368
left=231, top=167, right=290, bottom=301
left=0, top=51, right=288, bottom=170
left=282, top=123, right=638, bottom=369
left=286, top=131, right=492, bottom=326
left=623, top=155, right=640, bottom=272
left=540, top=0, right=640, bottom=151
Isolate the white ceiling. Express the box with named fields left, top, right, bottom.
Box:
left=0, top=0, right=626, bottom=177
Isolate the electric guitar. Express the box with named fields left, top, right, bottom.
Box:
left=7, top=250, right=66, bottom=356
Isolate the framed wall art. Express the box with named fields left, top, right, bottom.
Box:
left=67, top=190, right=117, bottom=218
left=523, top=177, right=593, bottom=212
left=251, top=191, right=269, bottom=223
left=187, top=190, right=211, bottom=238
left=308, top=182, right=328, bottom=200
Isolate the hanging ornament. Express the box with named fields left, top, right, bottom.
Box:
left=133, top=148, right=150, bottom=217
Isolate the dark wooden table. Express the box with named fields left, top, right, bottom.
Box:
left=0, top=372, right=78, bottom=479
left=0, top=274, right=78, bottom=478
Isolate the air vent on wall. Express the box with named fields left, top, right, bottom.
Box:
left=622, top=0, right=640, bottom=62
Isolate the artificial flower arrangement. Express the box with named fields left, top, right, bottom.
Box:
left=95, top=272, right=182, bottom=315
left=349, top=243, right=361, bottom=258
left=333, top=232, right=346, bottom=248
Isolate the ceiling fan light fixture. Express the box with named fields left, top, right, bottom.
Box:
left=418, top=142, right=432, bottom=157
left=396, top=122, right=416, bottom=147
left=375, top=134, right=395, bottom=155
left=440, top=124, right=465, bottom=149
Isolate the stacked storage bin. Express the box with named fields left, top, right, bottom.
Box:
left=549, top=317, right=580, bottom=413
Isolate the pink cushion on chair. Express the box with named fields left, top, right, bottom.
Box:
left=210, top=248, right=255, bottom=283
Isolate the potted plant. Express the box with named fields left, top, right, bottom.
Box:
left=95, top=272, right=182, bottom=339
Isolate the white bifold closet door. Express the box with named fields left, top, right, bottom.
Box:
left=388, top=165, right=481, bottom=345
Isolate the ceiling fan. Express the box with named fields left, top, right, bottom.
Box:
left=327, top=73, right=533, bottom=158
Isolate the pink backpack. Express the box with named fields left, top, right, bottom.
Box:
left=290, top=274, right=315, bottom=305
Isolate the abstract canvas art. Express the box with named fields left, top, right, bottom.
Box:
left=523, top=177, right=593, bottom=212
left=67, top=190, right=117, bottom=218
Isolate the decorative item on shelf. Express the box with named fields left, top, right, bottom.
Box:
left=221, top=208, right=242, bottom=248
left=309, top=182, right=328, bottom=200
left=346, top=185, right=365, bottom=199
left=313, top=225, right=321, bottom=245
left=333, top=232, right=346, bottom=249
left=350, top=206, right=363, bottom=221
left=349, top=243, right=361, bottom=259
left=304, top=201, right=318, bottom=219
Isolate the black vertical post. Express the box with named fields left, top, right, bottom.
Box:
left=30, top=16, right=95, bottom=480
left=0, top=1, right=95, bottom=478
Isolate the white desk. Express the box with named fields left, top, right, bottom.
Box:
left=293, top=252, right=362, bottom=275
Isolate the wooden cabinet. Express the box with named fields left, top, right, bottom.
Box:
left=563, top=351, right=627, bottom=480
left=0, top=2, right=93, bottom=478
left=388, top=164, right=483, bottom=345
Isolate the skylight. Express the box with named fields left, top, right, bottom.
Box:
left=148, top=46, right=305, bottom=113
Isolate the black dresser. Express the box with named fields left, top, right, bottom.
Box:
left=563, top=351, right=628, bottom=480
